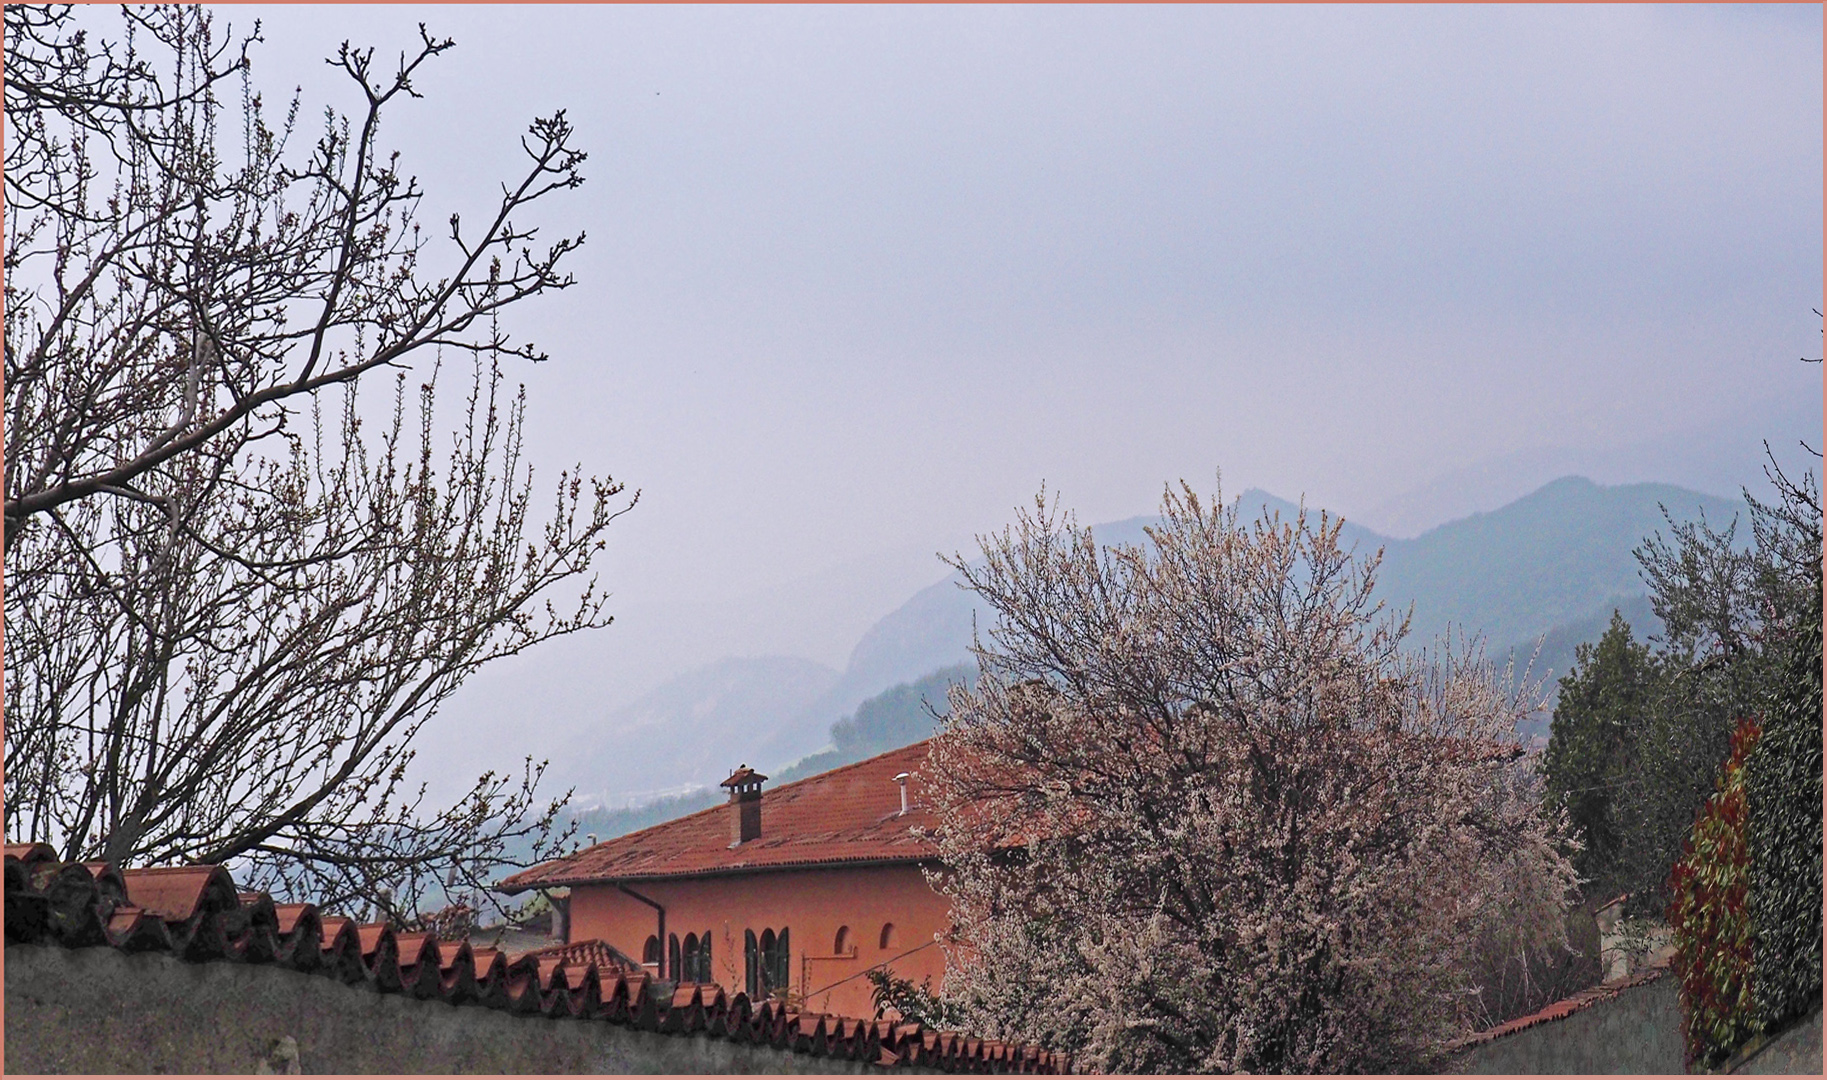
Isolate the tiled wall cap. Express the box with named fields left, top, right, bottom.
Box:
left=3, top=848, right=1068, bottom=1073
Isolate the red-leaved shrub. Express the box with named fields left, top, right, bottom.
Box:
left=1666, top=714, right=1762, bottom=1070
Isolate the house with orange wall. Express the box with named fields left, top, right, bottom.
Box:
left=498, top=741, right=948, bottom=1020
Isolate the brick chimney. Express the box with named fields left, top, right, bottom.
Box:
left=720, top=764, right=767, bottom=847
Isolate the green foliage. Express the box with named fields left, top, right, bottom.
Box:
left=1499, top=592, right=1662, bottom=736
left=831, top=664, right=975, bottom=758
left=1543, top=457, right=1819, bottom=923
left=1536, top=455, right=1818, bottom=1067
left=866, top=968, right=961, bottom=1028
left=1606, top=660, right=1739, bottom=917
left=1541, top=613, right=1733, bottom=913
left=1667, top=715, right=1763, bottom=1070
left=771, top=664, right=974, bottom=785
left=1542, top=611, right=1660, bottom=893
left=1743, top=559, right=1824, bottom=1031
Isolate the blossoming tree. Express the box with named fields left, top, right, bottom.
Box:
left=927, top=481, right=1579, bottom=1073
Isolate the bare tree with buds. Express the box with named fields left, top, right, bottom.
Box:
left=4, top=5, right=632, bottom=925
left=4, top=5, right=585, bottom=548
left=926, top=481, right=1579, bottom=1072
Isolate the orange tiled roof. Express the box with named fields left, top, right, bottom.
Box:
left=2, top=842, right=1068, bottom=1073
left=522, top=936, right=645, bottom=973
left=501, top=741, right=940, bottom=890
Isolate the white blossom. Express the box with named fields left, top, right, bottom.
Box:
left=927, top=481, right=1578, bottom=1073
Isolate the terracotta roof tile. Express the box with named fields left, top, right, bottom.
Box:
left=1447, top=955, right=1675, bottom=1052
left=3, top=847, right=1068, bottom=1073
left=518, top=936, right=644, bottom=975
left=117, top=865, right=239, bottom=923
left=500, top=742, right=940, bottom=890
left=271, top=901, right=315, bottom=937
left=5, top=842, right=57, bottom=864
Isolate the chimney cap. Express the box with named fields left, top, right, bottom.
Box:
left=721, top=764, right=768, bottom=788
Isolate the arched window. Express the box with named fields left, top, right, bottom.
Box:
left=744, top=929, right=759, bottom=998
left=643, top=935, right=660, bottom=967
left=833, top=925, right=850, bottom=955
left=668, top=933, right=681, bottom=982
left=698, top=929, right=713, bottom=982
left=774, top=927, right=790, bottom=992
left=879, top=923, right=896, bottom=950
left=682, top=933, right=699, bottom=983
left=758, top=928, right=777, bottom=995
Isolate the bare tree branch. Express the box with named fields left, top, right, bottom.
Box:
left=5, top=5, right=587, bottom=552
left=4, top=6, right=633, bottom=928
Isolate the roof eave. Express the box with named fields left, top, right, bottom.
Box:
left=496, top=852, right=939, bottom=894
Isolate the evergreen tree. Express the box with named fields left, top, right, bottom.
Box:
left=1543, top=611, right=1660, bottom=899
left=1543, top=454, right=1819, bottom=918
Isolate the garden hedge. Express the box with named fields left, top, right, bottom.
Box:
left=1743, top=574, right=1824, bottom=1032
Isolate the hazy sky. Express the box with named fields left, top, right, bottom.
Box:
left=218, top=4, right=1820, bottom=789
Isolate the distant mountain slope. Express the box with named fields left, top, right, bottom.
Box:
left=793, top=572, right=987, bottom=733
left=1494, top=592, right=1661, bottom=735
left=792, top=490, right=1388, bottom=739
left=569, top=788, right=723, bottom=845
left=559, top=655, right=837, bottom=807
left=796, top=477, right=1741, bottom=737
left=1358, top=390, right=1816, bottom=539
left=1374, top=476, right=1740, bottom=651
left=772, top=663, right=976, bottom=785
left=569, top=476, right=1745, bottom=808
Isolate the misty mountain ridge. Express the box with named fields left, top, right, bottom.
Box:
left=563, top=654, right=837, bottom=809
left=1357, top=388, right=1816, bottom=539
left=556, top=475, right=1744, bottom=806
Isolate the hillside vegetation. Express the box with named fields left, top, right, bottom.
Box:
left=770, top=664, right=976, bottom=785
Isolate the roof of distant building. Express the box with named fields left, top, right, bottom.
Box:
left=501, top=741, right=939, bottom=891
left=519, top=935, right=645, bottom=974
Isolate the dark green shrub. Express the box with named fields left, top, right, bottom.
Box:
left=1667, top=715, right=1762, bottom=1070
left=1743, top=565, right=1823, bottom=1031
left=1542, top=613, right=1736, bottom=916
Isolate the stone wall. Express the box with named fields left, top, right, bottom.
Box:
left=4, top=944, right=902, bottom=1074
left=1450, top=971, right=1684, bottom=1074
left=1451, top=970, right=1822, bottom=1076
left=1728, top=1007, right=1823, bottom=1075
